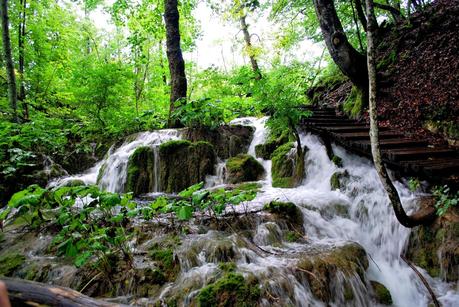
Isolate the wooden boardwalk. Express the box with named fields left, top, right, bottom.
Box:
left=300, top=107, right=459, bottom=187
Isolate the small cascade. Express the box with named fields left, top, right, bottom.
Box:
left=49, top=129, right=182, bottom=192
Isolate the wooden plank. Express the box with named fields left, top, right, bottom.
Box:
left=384, top=148, right=457, bottom=161
left=333, top=131, right=404, bottom=140
left=353, top=139, right=428, bottom=149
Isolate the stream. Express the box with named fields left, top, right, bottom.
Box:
left=47, top=117, right=458, bottom=307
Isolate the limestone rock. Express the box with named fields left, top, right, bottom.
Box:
left=226, top=154, right=265, bottom=184
left=159, top=140, right=216, bottom=193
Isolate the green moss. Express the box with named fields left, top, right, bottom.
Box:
left=63, top=179, right=86, bottom=187
left=160, top=140, right=216, bottom=193
left=264, top=201, right=303, bottom=226
left=149, top=242, right=180, bottom=281
left=343, top=86, right=366, bottom=119
left=159, top=140, right=191, bottom=155
left=218, top=262, right=236, bottom=272
left=0, top=252, right=26, bottom=276
left=125, top=146, right=156, bottom=195
left=343, top=282, right=354, bottom=301
left=271, top=142, right=295, bottom=188
left=233, top=182, right=262, bottom=192
left=377, top=49, right=397, bottom=70
left=285, top=231, right=302, bottom=242
left=255, top=130, right=290, bottom=160
left=226, top=154, right=265, bottom=184
left=371, top=281, right=393, bottom=305
left=330, top=171, right=349, bottom=191
left=197, top=272, right=260, bottom=307
left=96, top=162, right=107, bottom=185
left=331, top=155, right=343, bottom=168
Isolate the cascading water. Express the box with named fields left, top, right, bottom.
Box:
left=49, top=129, right=182, bottom=193
left=45, top=117, right=458, bottom=306
left=155, top=117, right=458, bottom=307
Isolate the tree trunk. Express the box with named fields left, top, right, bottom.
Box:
left=313, top=0, right=368, bottom=92
left=159, top=40, right=167, bottom=86
left=164, top=0, right=187, bottom=128
left=1, top=277, right=128, bottom=307
left=0, top=0, right=18, bottom=122
left=240, top=14, right=262, bottom=80
left=365, top=0, right=435, bottom=228
left=354, top=0, right=368, bottom=31
left=18, top=0, right=28, bottom=119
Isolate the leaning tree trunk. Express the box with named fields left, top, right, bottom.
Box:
left=240, top=14, right=262, bottom=80
left=0, top=0, right=18, bottom=123
left=164, top=0, right=187, bottom=128
left=1, top=278, right=128, bottom=307
left=365, top=0, right=435, bottom=228
left=313, top=0, right=368, bottom=92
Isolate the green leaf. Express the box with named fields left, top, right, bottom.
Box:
left=177, top=206, right=193, bottom=220
left=75, top=251, right=92, bottom=267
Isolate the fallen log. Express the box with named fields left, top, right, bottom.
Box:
left=1, top=277, right=130, bottom=307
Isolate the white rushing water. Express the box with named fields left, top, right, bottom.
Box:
left=225, top=116, right=458, bottom=307
left=47, top=117, right=458, bottom=306
left=49, top=129, right=182, bottom=192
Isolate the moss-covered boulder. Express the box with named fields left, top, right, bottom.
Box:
left=330, top=170, right=350, bottom=191
left=254, top=131, right=289, bottom=160
left=0, top=252, right=25, bottom=276
left=185, top=125, right=254, bottom=159
left=196, top=272, right=260, bottom=307
left=263, top=201, right=303, bottom=227
left=160, top=140, right=216, bottom=193
left=271, top=143, right=305, bottom=188
left=405, top=199, right=459, bottom=282
left=295, top=243, right=368, bottom=303
left=125, top=146, right=156, bottom=195
left=370, top=281, right=393, bottom=305
left=226, top=154, right=265, bottom=184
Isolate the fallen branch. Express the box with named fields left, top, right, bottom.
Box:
left=400, top=255, right=441, bottom=307
left=1, top=277, right=129, bottom=307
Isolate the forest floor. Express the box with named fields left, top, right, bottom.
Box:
left=321, top=0, right=459, bottom=146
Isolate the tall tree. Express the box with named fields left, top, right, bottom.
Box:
left=164, top=0, right=187, bottom=127
left=18, top=0, right=28, bottom=119
left=0, top=0, right=18, bottom=122
left=239, top=13, right=262, bottom=79
left=313, top=0, right=368, bottom=92
left=365, top=0, right=435, bottom=228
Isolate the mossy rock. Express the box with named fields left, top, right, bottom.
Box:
left=295, top=243, right=368, bottom=302
left=0, top=252, right=26, bottom=276
left=254, top=131, right=290, bottom=160
left=370, top=281, right=393, bottom=305
left=160, top=140, right=217, bottom=193
left=405, top=204, right=459, bottom=281
left=62, top=179, right=86, bottom=187
left=184, top=125, right=254, bottom=159
left=263, top=201, right=304, bottom=228
left=271, top=143, right=306, bottom=188
left=331, top=155, right=343, bottom=167
left=125, top=146, right=156, bottom=195
left=330, top=170, right=350, bottom=191
left=196, top=272, right=260, bottom=307
left=96, top=162, right=107, bottom=185
left=226, top=154, right=265, bottom=184
left=149, top=247, right=180, bottom=281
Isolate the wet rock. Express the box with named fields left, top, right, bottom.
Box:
left=226, top=154, right=265, bottom=184
left=405, top=198, right=459, bottom=282
left=255, top=131, right=289, bottom=160
left=125, top=146, right=156, bottom=195
left=159, top=140, right=217, bottom=193
left=184, top=125, right=254, bottom=159
left=370, top=280, right=393, bottom=305
left=330, top=170, right=350, bottom=191
left=0, top=252, right=25, bottom=276
left=61, top=179, right=86, bottom=187
left=263, top=201, right=304, bottom=228
left=331, top=155, right=343, bottom=167
left=271, top=143, right=305, bottom=188
left=196, top=272, right=260, bottom=307
left=295, top=243, right=369, bottom=303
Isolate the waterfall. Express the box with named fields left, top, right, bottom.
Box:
left=49, top=129, right=182, bottom=192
